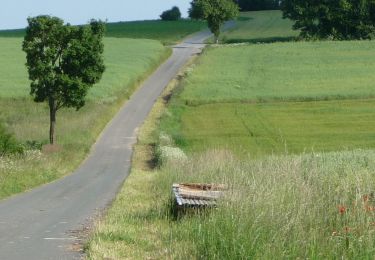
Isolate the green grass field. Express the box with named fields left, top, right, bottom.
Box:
left=161, top=100, right=375, bottom=156
left=181, top=41, right=375, bottom=104
left=0, top=19, right=206, bottom=45
left=0, top=37, right=168, bottom=199
left=221, top=10, right=298, bottom=43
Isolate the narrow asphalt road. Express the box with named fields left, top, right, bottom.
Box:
left=0, top=30, right=213, bottom=259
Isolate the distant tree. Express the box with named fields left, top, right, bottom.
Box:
left=188, top=0, right=205, bottom=19
left=22, top=16, right=105, bottom=144
left=196, top=0, right=240, bottom=43
left=282, top=0, right=375, bottom=40
left=160, top=6, right=182, bottom=21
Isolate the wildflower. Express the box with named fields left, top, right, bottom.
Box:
left=338, top=205, right=346, bottom=214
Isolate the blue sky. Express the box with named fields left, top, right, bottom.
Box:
left=0, top=0, right=192, bottom=30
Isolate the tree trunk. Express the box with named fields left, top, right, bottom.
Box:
left=49, top=99, right=57, bottom=145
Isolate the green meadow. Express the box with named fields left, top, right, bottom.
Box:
left=161, top=40, right=375, bottom=156
left=0, top=37, right=168, bottom=199
left=221, top=10, right=298, bottom=43
left=0, top=19, right=206, bottom=45
left=181, top=41, right=375, bottom=104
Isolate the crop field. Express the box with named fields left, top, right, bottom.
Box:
left=105, top=20, right=206, bottom=45
left=0, top=37, right=168, bottom=199
left=0, top=19, right=206, bottom=45
left=170, top=100, right=375, bottom=156
left=220, top=10, right=298, bottom=43
left=181, top=41, right=375, bottom=104
left=160, top=40, right=375, bottom=156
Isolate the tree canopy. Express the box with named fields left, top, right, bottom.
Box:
left=160, top=6, right=182, bottom=21
left=282, top=0, right=375, bottom=40
left=236, top=0, right=280, bottom=11
left=22, top=16, right=105, bottom=144
left=195, top=0, right=239, bottom=43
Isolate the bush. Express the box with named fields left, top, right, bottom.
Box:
left=0, top=123, right=24, bottom=156
left=160, top=6, right=181, bottom=21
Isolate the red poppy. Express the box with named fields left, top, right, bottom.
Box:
left=338, top=205, right=346, bottom=214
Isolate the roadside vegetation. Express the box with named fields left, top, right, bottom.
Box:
left=87, top=9, right=375, bottom=259
left=0, top=20, right=206, bottom=45
left=0, top=37, right=169, bottom=199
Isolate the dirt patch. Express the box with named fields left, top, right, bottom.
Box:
left=42, top=144, right=61, bottom=154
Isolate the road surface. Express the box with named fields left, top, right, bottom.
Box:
left=0, top=29, right=214, bottom=259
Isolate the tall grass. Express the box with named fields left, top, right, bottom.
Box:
left=157, top=149, right=375, bottom=259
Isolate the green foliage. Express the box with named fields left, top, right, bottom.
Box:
left=0, top=123, right=23, bottom=156
left=237, top=0, right=280, bottom=11
left=196, top=0, right=240, bottom=42
left=160, top=6, right=181, bottom=21
left=282, top=0, right=375, bottom=40
left=188, top=0, right=205, bottom=19
left=22, top=16, right=105, bottom=144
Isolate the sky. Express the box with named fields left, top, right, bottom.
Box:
left=0, top=0, right=192, bottom=30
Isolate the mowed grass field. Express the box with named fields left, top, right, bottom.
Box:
left=0, top=19, right=206, bottom=45
left=0, top=37, right=169, bottom=199
left=221, top=10, right=298, bottom=43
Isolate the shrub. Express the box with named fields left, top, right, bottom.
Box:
left=160, top=6, right=181, bottom=21
left=0, top=123, right=24, bottom=156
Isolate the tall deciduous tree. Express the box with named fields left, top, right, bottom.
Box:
left=23, top=16, right=105, bottom=144
left=196, top=0, right=239, bottom=43
left=282, top=0, right=375, bottom=40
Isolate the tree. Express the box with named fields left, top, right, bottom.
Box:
left=188, top=0, right=205, bottom=19
left=23, top=16, right=105, bottom=144
left=160, top=6, right=181, bottom=21
left=196, top=0, right=239, bottom=43
left=282, top=0, right=375, bottom=40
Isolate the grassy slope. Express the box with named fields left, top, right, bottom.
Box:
left=0, top=20, right=206, bottom=45
left=181, top=41, right=375, bottom=104
left=0, top=37, right=168, bottom=199
left=159, top=41, right=375, bottom=156
left=221, top=10, right=298, bottom=43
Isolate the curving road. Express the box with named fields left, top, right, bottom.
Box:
left=0, top=30, right=214, bottom=259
